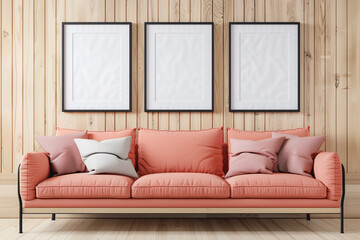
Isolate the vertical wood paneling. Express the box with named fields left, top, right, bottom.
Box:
left=232, top=0, right=244, bottom=131
left=114, top=0, right=127, bottom=130
left=325, top=0, right=336, bottom=152
left=147, top=0, right=159, bottom=130
left=189, top=0, right=201, bottom=130
left=348, top=0, right=360, bottom=173
left=157, top=0, right=169, bottom=131
left=12, top=0, right=23, bottom=171
left=1, top=0, right=359, bottom=175
left=200, top=0, right=213, bottom=130
left=336, top=0, right=348, bottom=169
left=223, top=0, right=233, bottom=134
left=298, top=0, right=305, bottom=132
left=254, top=0, right=265, bottom=131
left=2, top=0, right=13, bottom=173
left=314, top=0, right=326, bottom=150
left=105, top=0, right=115, bottom=22
left=179, top=0, right=190, bottom=130
left=169, top=0, right=180, bottom=131
left=304, top=0, right=315, bottom=136
left=34, top=0, right=45, bottom=152
left=137, top=0, right=147, bottom=129
left=212, top=0, right=224, bottom=129
left=105, top=0, right=115, bottom=131
left=23, top=0, right=34, bottom=155
left=0, top=0, right=1, bottom=172
left=45, top=0, right=56, bottom=136
left=244, top=0, right=255, bottom=131
left=55, top=0, right=65, bottom=137
left=126, top=0, right=138, bottom=129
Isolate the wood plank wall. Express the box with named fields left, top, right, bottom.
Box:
left=0, top=0, right=359, bottom=176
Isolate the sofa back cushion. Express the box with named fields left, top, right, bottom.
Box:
left=138, top=128, right=224, bottom=176
left=56, top=127, right=137, bottom=167
left=227, top=126, right=310, bottom=142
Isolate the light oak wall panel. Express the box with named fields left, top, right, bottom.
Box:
left=179, top=0, right=190, bottom=130
left=114, top=0, right=128, bottom=130
left=34, top=0, right=46, bottom=152
left=254, top=0, right=265, bottom=132
left=12, top=0, right=23, bottom=172
left=348, top=0, right=360, bottom=173
left=23, top=0, right=34, bottom=157
left=105, top=0, right=116, bottom=131
left=232, top=0, right=244, bottom=131
left=212, top=0, right=224, bottom=130
left=137, top=0, right=147, bottom=130
left=304, top=0, right=315, bottom=137
left=336, top=0, right=348, bottom=171
left=2, top=0, right=13, bottom=173
left=314, top=0, right=326, bottom=150
left=147, top=0, right=159, bottom=130
left=0, top=0, right=359, bottom=175
left=169, top=0, right=180, bottom=131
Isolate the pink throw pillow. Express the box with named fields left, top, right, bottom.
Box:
left=226, top=127, right=311, bottom=167
left=272, top=132, right=325, bottom=177
left=36, top=131, right=88, bottom=176
left=225, top=137, right=285, bottom=178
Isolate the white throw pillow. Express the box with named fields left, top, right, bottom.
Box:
left=74, top=136, right=138, bottom=178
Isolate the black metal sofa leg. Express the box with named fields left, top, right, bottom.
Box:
left=341, top=206, right=344, bottom=234
left=340, top=164, right=345, bottom=234
left=18, top=164, right=23, bottom=234
left=19, top=208, right=23, bottom=234
left=52, top=214, right=56, bottom=221
left=306, top=214, right=311, bottom=221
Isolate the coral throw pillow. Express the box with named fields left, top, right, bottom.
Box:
left=138, top=128, right=224, bottom=176
left=272, top=132, right=326, bottom=177
left=56, top=127, right=136, bottom=167
left=225, top=137, right=285, bottom=178
left=36, top=131, right=88, bottom=176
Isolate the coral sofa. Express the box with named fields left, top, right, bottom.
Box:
left=18, top=128, right=345, bottom=233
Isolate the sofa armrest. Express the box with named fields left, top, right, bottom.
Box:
left=20, top=152, right=50, bottom=200
left=313, top=152, right=343, bottom=201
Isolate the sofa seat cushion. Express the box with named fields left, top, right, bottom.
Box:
left=132, top=173, right=230, bottom=198
left=36, top=173, right=134, bottom=199
left=227, top=173, right=327, bottom=199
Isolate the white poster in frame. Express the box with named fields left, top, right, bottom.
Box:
left=229, top=22, right=300, bottom=112
left=62, top=22, right=131, bottom=112
left=145, top=22, right=214, bottom=112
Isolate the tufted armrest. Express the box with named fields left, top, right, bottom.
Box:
left=313, top=152, right=343, bottom=201
left=20, top=152, right=50, bottom=200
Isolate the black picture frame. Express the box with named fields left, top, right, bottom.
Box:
left=144, top=22, right=214, bottom=112
left=62, top=22, right=132, bottom=112
left=229, top=22, right=300, bottom=112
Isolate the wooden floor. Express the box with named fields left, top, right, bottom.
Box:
left=1, top=218, right=359, bottom=240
